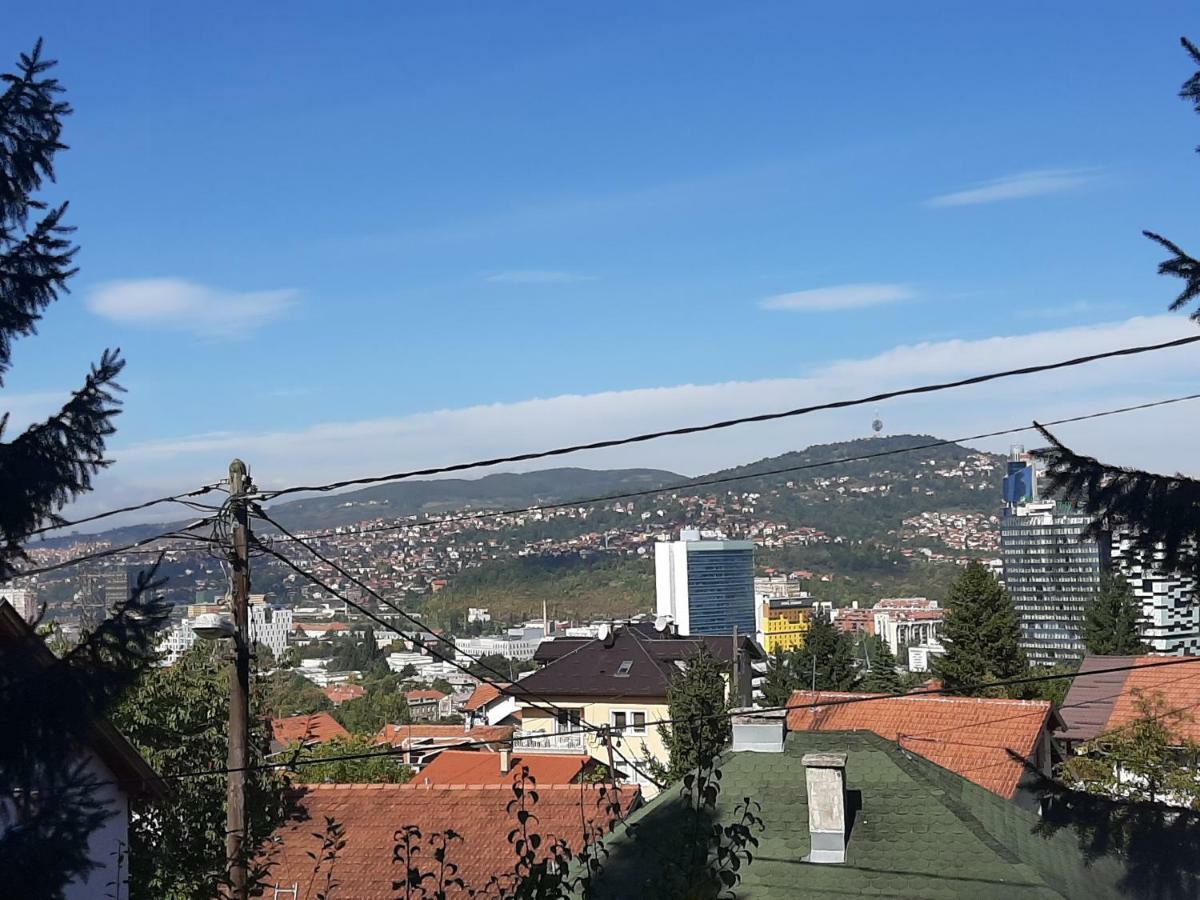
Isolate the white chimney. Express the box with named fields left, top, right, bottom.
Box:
left=802, top=752, right=847, bottom=864
left=499, top=747, right=512, bottom=774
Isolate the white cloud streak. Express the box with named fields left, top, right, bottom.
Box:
left=925, top=168, right=1099, bottom=208
left=761, top=283, right=915, bottom=312
left=80, top=314, right=1199, bottom=530
left=484, top=270, right=595, bottom=284
left=86, top=278, right=298, bottom=339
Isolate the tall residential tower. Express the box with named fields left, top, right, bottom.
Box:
left=654, top=530, right=755, bottom=637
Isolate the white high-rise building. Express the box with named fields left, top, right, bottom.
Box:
left=1111, top=532, right=1200, bottom=655
left=655, top=532, right=755, bottom=637
left=158, top=601, right=293, bottom=665
left=0, top=586, right=37, bottom=624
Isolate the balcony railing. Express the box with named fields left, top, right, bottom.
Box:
left=513, top=729, right=586, bottom=753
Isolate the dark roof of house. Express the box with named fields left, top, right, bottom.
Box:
left=1056, top=654, right=1137, bottom=742
left=517, top=625, right=758, bottom=700
left=580, top=731, right=1146, bottom=899
left=0, top=600, right=166, bottom=801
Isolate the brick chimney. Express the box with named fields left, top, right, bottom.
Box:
left=802, top=752, right=847, bottom=864
left=499, top=747, right=512, bottom=775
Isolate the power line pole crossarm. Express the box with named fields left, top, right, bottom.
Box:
left=227, top=459, right=252, bottom=900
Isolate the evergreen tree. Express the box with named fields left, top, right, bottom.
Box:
left=658, top=644, right=731, bottom=781
left=793, top=608, right=859, bottom=692
left=1085, top=574, right=1150, bottom=656
left=1034, top=38, right=1200, bottom=588
left=858, top=634, right=903, bottom=694
left=935, top=561, right=1026, bottom=695
left=0, top=41, right=168, bottom=896
left=761, top=647, right=796, bottom=706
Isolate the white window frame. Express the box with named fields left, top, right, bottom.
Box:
left=610, top=709, right=647, bottom=736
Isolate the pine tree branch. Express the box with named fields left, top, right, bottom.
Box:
left=0, top=348, right=124, bottom=576
left=0, top=202, right=79, bottom=378
left=1143, top=231, right=1200, bottom=320
left=1032, top=424, right=1200, bottom=584
left=1181, top=37, right=1200, bottom=130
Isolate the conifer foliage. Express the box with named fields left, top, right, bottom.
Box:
left=0, top=40, right=126, bottom=578
left=1035, top=38, right=1200, bottom=587
left=0, top=40, right=168, bottom=896
left=1084, top=574, right=1150, bottom=656
left=935, top=561, right=1026, bottom=695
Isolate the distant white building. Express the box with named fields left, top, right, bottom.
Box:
left=0, top=585, right=37, bottom=623
left=655, top=533, right=755, bottom=636
left=871, top=598, right=944, bottom=656
left=467, top=607, right=492, bottom=624
left=158, top=602, right=293, bottom=665
left=908, top=642, right=946, bottom=673
left=454, top=635, right=541, bottom=661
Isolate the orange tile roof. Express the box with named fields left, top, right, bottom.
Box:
left=271, top=712, right=350, bottom=746
left=463, top=682, right=510, bottom=711
left=415, top=750, right=592, bottom=786
left=786, top=690, right=1054, bottom=799
left=263, top=783, right=639, bottom=898
left=1105, top=655, right=1200, bottom=742
left=373, top=723, right=514, bottom=747
left=322, top=684, right=365, bottom=705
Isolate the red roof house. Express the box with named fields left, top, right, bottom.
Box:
left=263, top=782, right=639, bottom=898
left=323, top=683, right=365, bottom=706
left=270, top=711, right=350, bottom=749
left=1058, top=654, right=1200, bottom=744
left=786, top=690, right=1060, bottom=806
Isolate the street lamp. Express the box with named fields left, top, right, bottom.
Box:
left=192, top=611, right=238, bottom=642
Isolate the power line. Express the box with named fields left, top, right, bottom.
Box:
left=252, top=511, right=667, bottom=788
left=26, top=483, right=224, bottom=538
left=259, top=392, right=1200, bottom=544
left=259, top=335, right=1200, bottom=501
left=7, top=519, right=221, bottom=580
left=138, top=654, right=1200, bottom=786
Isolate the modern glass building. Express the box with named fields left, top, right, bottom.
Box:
left=655, top=535, right=756, bottom=636
left=1000, top=500, right=1108, bottom=666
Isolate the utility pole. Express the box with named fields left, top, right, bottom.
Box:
left=226, top=459, right=252, bottom=900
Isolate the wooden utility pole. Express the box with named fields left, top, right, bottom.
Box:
left=226, top=459, right=252, bottom=900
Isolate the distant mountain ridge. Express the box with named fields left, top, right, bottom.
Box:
left=52, top=434, right=1007, bottom=545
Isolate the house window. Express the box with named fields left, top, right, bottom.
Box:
left=615, top=660, right=634, bottom=677
left=556, top=709, right=581, bottom=732
left=610, top=710, right=646, bottom=735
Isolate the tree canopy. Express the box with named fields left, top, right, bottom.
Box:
left=935, top=561, right=1026, bottom=695
left=1085, top=574, right=1150, bottom=656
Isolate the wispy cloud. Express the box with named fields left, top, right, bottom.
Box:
left=1017, top=300, right=1126, bottom=320
left=484, top=270, right=595, bottom=285
left=760, top=283, right=914, bottom=312
left=86, top=278, right=298, bottom=339
left=924, top=168, right=1099, bottom=208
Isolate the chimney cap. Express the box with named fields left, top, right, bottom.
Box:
left=802, top=752, right=847, bottom=769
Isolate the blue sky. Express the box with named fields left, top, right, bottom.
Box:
left=6, top=2, right=1200, bottom=515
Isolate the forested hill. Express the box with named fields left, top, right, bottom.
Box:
left=267, top=466, right=682, bottom=531
left=686, top=434, right=1007, bottom=540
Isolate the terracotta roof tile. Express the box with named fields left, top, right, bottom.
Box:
left=322, top=684, right=365, bottom=705
left=464, top=682, right=509, bottom=711
left=271, top=712, right=349, bottom=746
left=1105, top=655, right=1200, bottom=743
left=263, top=783, right=639, bottom=898
left=405, top=689, right=447, bottom=702
left=785, top=690, right=1053, bottom=799
left=416, top=750, right=592, bottom=785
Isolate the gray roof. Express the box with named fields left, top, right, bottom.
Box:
left=1056, top=655, right=1137, bottom=742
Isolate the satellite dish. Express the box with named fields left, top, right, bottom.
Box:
left=597, top=623, right=611, bottom=641
left=654, top=615, right=670, bottom=633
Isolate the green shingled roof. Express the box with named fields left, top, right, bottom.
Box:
left=584, top=732, right=1137, bottom=899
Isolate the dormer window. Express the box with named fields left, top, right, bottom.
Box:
left=615, top=660, right=633, bottom=677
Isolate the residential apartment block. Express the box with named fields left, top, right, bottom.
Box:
left=1110, top=532, right=1200, bottom=655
